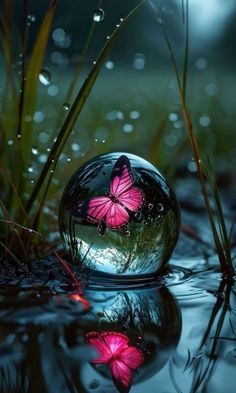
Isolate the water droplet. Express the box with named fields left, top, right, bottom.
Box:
left=51, top=51, right=69, bottom=66
left=116, top=110, right=124, bottom=120
left=67, top=158, right=71, bottom=162
left=52, top=28, right=66, bottom=42
left=38, top=154, right=48, bottom=164
left=93, top=8, right=105, bottom=22
left=105, top=60, right=114, bottom=70
left=28, top=165, right=34, bottom=173
left=162, top=5, right=173, bottom=14
left=27, top=14, right=36, bottom=23
left=33, top=111, right=44, bottom=123
left=187, top=161, right=197, bottom=173
left=30, top=179, right=34, bottom=184
left=199, top=115, right=210, bottom=127
left=164, top=134, right=178, bottom=147
left=205, top=83, right=219, bottom=96
left=39, top=132, right=49, bottom=143
left=17, top=134, right=22, bottom=139
left=133, top=53, right=145, bottom=70
left=169, top=112, right=178, bottom=122
left=71, top=143, right=80, bottom=152
left=157, top=203, right=164, bottom=212
left=39, top=69, right=51, bottom=86
left=124, top=230, right=130, bottom=237
left=157, top=17, right=163, bottom=25
left=47, top=85, right=59, bottom=96
left=123, top=124, right=134, bottom=133
left=47, top=148, right=51, bottom=152
left=93, top=60, right=96, bottom=65
left=129, top=110, right=140, bottom=119
left=8, top=139, right=14, bottom=146
left=106, top=35, right=110, bottom=40
left=59, top=152, right=180, bottom=275
left=148, top=203, right=153, bottom=210
left=120, top=17, right=124, bottom=22
left=101, top=139, right=106, bottom=144
left=63, top=103, right=70, bottom=111
left=31, top=146, right=38, bottom=155
left=116, top=24, right=120, bottom=28
left=195, top=58, right=207, bottom=70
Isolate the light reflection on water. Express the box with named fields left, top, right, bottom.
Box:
left=0, top=258, right=235, bottom=392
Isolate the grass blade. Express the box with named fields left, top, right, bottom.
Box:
left=182, top=0, right=189, bottom=102
left=21, top=0, right=57, bottom=166
left=26, top=0, right=147, bottom=213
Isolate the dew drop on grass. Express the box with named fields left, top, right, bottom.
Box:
left=8, top=140, right=14, bottom=146
left=39, top=69, right=51, bottom=86
left=31, top=146, right=38, bottom=155
left=67, top=158, right=71, bottom=162
left=187, top=161, right=197, bottom=173
left=93, top=8, right=105, bottom=22
left=63, top=103, right=70, bottom=111
left=28, top=165, right=34, bottom=173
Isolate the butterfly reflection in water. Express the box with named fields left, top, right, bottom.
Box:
left=86, top=331, right=143, bottom=393
left=71, top=155, right=145, bottom=236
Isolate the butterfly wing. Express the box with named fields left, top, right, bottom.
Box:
left=119, top=346, right=143, bottom=369
left=105, top=203, right=129, bottom=229
left=86, top=332, right=112, bottom=364
left=111, top=359, right=132, bottom=393
left=72, top=196, right=113, bottom=224
left=110, top=155, right=144, bottom=212
left=118, top=187, right=143, bottom=212
left=110, top=155, right=134, bottom=197
left=101, top=332, right=129, bottom=355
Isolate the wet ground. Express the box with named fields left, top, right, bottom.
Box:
left=0, top=176, right=235, bottom=393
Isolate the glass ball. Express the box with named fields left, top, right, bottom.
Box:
left=78, top=285, right=181, bottom=391
left=59, top=152, right=180, bottom=276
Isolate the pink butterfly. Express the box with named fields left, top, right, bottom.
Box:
left=72, top=155, right=144, bottom=235
left=86, top=331, right=143, bottom=393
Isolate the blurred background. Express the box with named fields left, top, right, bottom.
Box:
left=0, top=0, right=236, bottom=230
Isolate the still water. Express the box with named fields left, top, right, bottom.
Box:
left=0, top=255, right=235, bottom=393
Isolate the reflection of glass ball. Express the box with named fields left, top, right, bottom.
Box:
left=79, top=285, right=182, bottom=390
left=59, top=152, right=180, bottom=276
